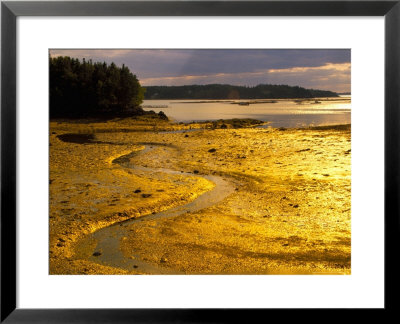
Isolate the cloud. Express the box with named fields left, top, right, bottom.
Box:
left=265, top=63, right=351, bottom=92
left=140, top=62, right=351, bottom=93
left=268, top=62, right=350, bottom=74
left=49, top=49, right=351, bottom=92
left=50, top=49, right=133, bottom=59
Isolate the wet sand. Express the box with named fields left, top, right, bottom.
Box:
left=50, top=118, right=351, bottom=275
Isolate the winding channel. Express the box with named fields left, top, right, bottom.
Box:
left=67, top=137, right=235, bottom=274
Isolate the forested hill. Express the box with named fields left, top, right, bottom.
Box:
left=144, top=84, right=338, bottom=100
left=50, top=56, right=146, bottom=118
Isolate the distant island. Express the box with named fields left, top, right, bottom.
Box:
left=144, top=84, right=339, bottom=100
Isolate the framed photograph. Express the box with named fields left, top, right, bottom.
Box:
left=1, top=0, right=399, bottom=321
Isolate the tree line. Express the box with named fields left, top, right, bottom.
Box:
left=144, top=84, right=338, bottom=100
left=50, top=56, right=146, bottom=118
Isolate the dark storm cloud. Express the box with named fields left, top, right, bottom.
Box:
left=49, top=49, right=351, bottom=92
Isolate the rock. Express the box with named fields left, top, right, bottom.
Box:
left=158, top=111, right=168, bottom=120
left=184, top=134, right=189, bottom=138
left=193, top=170, right=199, bottom=174
left=134, top=189, right=141, bottom=193
left=92, top=251, right=102, bottom=257
left=293, top=204, right=299, bottom=208
left=133, top=265, right=138, bottom=268
left=141, top=193, right=152, bottom=198
left=208, top=148, right=217, bottom=153
left=160, top=257, right=168, bottom=263
left=322, top=174, right=330, bottom=177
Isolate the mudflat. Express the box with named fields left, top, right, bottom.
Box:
left=50, top=117, right=351, bottom=275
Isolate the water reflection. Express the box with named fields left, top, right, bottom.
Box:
left=142, top=96, right=351, bottom=128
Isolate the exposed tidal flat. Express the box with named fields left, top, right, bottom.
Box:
left=50, top=117, right=351, bottom=275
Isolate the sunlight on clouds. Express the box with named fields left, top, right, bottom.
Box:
left=140, top=62, right=350, bottom=93
left=268, top=63, right=350, bottom=73
left=48, top=50, right=350, bottom=93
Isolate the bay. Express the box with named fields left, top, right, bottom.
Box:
left=142, top=95, right=351, bottom=128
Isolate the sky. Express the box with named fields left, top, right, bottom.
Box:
left=49, top=49, right=351, bottom=93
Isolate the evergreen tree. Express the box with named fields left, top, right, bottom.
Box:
left=50, top=56, right=145, bottom=118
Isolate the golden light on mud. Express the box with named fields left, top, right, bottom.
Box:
left=50, top=118, right=351, bottom=275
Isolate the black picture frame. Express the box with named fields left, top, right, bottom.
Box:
left=1, top=0, right=399, bottom=322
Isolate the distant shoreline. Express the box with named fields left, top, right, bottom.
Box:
left=143, top=97, right=351, bottom=104
left=144, top=84, right=339, bottom=100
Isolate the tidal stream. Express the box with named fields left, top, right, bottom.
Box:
left=76, top=144, right=235, bottom=274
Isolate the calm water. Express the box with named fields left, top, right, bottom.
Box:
left=142, top=96, right=351, bottom=128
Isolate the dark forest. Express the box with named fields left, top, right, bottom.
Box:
left=144, top=84, right=338, bottom=100
left=50, top=56, right=146, bottom=118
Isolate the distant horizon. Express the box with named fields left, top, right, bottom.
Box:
left=49, top=49, right=351, bottom=93
left=141, top=83, right=340, bottom=94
